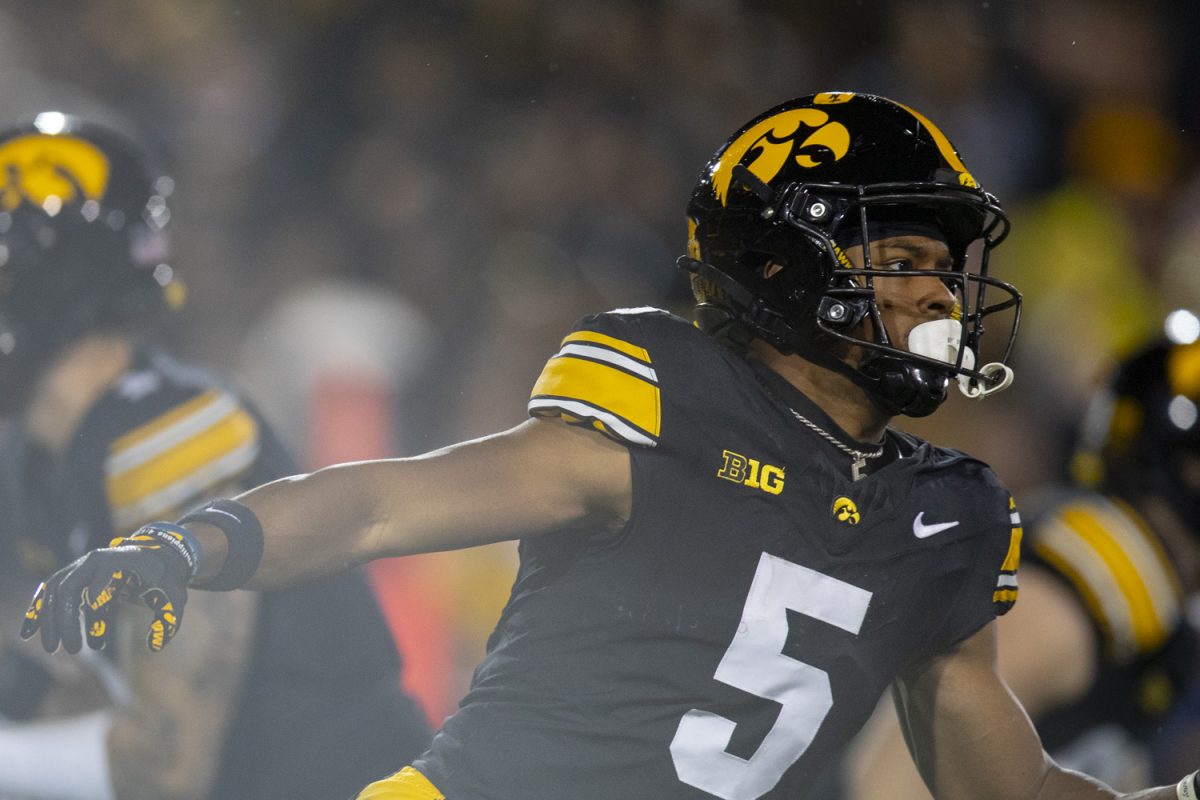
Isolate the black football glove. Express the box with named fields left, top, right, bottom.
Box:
left=20, top=523, right=200, bottom=654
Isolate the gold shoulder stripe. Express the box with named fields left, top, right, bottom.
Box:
left=993, top=588, right=1019, bottom=606
left=1034, top=532, right=1110, bottom=644
left=106, top=392, right=261, bottom=533
left=561, top=330, right=651, bottom=364
left=1000, top=524, right=1023, bottom=574
left=530, top=331, right=661, bottom=446
left=1060, top=505, right=1168, bottom=651
left=993, top=496, right=1022, bottom=611
left=1034, top=497, right=1182, bottom=658
left=110, top=389, right=225, bottom=457
left=1109, top=497, right=1185, bottom=600
left=530, top=360, right=659, bottom=441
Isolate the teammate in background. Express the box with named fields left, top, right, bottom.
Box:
left=21, top=94, right=1199, bottom=800
left=0, top=114, right=431, bottom=800
left=845, top=314, right=1200, bottom=797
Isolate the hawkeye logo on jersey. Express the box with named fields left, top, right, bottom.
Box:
left=831, top=496, right=861, bottom=526
left=717, top=450, right=784, bottom=495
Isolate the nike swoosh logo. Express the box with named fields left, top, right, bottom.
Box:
left=912, top=512, right=960, bottom=538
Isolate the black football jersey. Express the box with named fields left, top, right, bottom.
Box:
left=0, top=346, right=431, bottom=800
left=414, top=309, right=1019, bottom=800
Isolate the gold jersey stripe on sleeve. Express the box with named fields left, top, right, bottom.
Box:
left=561, top=330, right=653, bottom=364
left=106, top=390, right=261, bottom=532
left=993, top=497, right=1022, bottom=610
left=356, top=766, right=446, bottom=800
left=1033, top=496, right=1183, bottom=659
left=529, top=332, right=661, bottom=446
left=109, top=389, right=229, bottom=462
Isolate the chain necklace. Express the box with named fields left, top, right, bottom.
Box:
left=789, top=409, right=884, bottom=481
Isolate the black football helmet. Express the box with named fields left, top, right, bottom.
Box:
left=681, top=91, right=1021, bottom=417
left=0, top=112, right=180, bottom=414
left=1074, top=311, right=1200, bottom=540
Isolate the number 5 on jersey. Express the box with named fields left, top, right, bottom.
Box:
left=670, top=552, right=873, bottom=799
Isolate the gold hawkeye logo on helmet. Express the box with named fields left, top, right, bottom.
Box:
left=711, top=108, right=850, bottom=207
left=0, top=134, right=112, bottom=213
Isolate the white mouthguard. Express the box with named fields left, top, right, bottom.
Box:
left=906, top=319, right=1013, bottom=399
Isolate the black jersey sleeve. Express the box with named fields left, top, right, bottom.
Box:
left=925, top=479, right=1023, bottom=655
left=527, top=309, right=667, bottom=448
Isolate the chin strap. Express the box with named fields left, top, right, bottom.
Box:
left=856, top=354, right=948, bottom=418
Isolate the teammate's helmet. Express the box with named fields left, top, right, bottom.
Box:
left=0, top=112, right=179, bottom=414
left=682, top=91, right=1021, bottom=416
left=1074, top=312, right=1200, bottom=539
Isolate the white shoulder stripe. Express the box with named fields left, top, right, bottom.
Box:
left=107, top=392, right=241, bottom=474
left=607, top=306, right=666, bottom=316
left=1037, top=515, right=1136, bottom=654
left=110, top=440, right=260, bottom=532
left=528, top=397, right=656, bottom=447
left=1090, top=498, right=1181, bottom=629
left=556, top=342, right=658, bottom=382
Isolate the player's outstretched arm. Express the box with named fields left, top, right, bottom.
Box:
left=892, top=621, right=1192, bottom=800
left=215, top=415, right=632, bottom=586
left=22, top=417, right=631, bottom=654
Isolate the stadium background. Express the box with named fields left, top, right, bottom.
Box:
left=2, top=0, right=1198, bottom=726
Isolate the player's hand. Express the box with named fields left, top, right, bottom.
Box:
left=20, top=523, right=200, bottom=655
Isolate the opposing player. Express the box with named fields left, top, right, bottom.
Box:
left=22, top=94, right=1199, bottom=799
left=0, top=114, right=430, bottom=800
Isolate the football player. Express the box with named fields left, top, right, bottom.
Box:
left=20, top=93, right=1199, bottom=800
left=847, top=316, right=1200, bottom=797
left=0, top=114, right=431, bottom=799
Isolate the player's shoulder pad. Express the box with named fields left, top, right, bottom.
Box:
left=1029, top=489, right=1184, bottom=658
left=527, top=307, right=688, bottom=448
left=102, top=351, right=262, bottom=533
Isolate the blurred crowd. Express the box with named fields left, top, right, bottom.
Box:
left=3, top=0, right=1198, bottom=720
